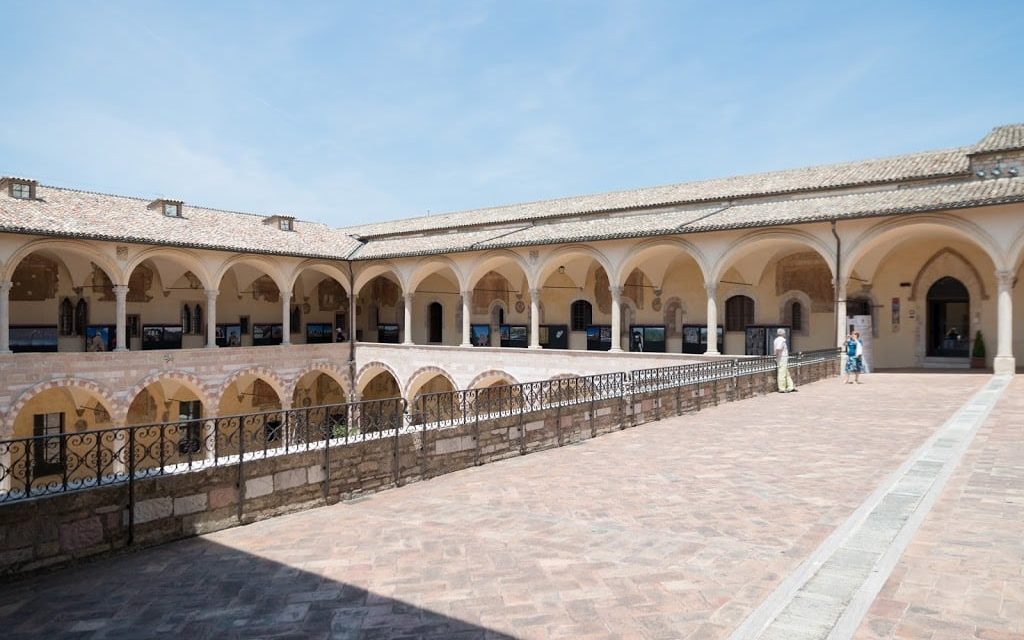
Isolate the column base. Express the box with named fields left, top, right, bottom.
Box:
left=993, top=355, right=1016, bottom=376
left=114, top=347, right=128, bottom=352
left=608, top=346, right=623, bottom=353
left=528, top=344, right=541, bottom=350
left=460, top=342, right=471, bottom=348
left=704, top=350, right=720, bottom=356
left=205, top=343, right=219, bottom=349
left=402, top=341, right=414, bottom=346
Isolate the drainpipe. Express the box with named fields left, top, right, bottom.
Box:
left=347, top=260, right=357, bottom=402
left=831, top=219, right=841, bottom=347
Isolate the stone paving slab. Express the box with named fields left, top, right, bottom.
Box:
left=0, top=373, right=989, bottom=639
left=852, top=375, right=1024, bottom=640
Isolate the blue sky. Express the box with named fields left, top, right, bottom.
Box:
left=1, top=1, right=1021, bottom=228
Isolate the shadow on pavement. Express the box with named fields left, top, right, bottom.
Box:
left=0, top=535, right=517, bottom=640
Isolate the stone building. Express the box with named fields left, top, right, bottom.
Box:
left=0, top=123, right=1021, bottom=446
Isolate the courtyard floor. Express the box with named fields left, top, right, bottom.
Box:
left=0, top=371, right=1020, bottom=639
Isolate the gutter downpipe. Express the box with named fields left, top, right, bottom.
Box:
left=831, top=219, right=841, bottom=347
left=347, top=260, right=358, bottom=402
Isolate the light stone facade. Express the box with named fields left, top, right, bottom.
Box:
left=0, top=125, right=1023, bottom=442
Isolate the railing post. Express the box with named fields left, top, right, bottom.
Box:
left=394, top=401, right=404, bottom=486
left=127, top=427, right=135, bottom=546
left=323, top=410, right=331, bottom=502
left=473, top=390, right=481, bottom=466
left=237, top=417, right=245, bottom=523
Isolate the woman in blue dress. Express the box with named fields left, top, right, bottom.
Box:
left=844, top=331, right=864, bottom=384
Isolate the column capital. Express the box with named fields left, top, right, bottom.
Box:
left=112, top=284, right=130, bottom=295
left=995, top=269, right=1015, bottom=289
left=704, top=282, right=717, bottom=296
left=461, top=289, right=472, bottom=299
left=0, top=280, right=12, bottom=294
left=529, top=287, right=542, bottom=299
left=204, top=288, right=219, bottom=300
left=404, top=291, right=416, bottom=302
left=610, top=285, right=623, bottom=299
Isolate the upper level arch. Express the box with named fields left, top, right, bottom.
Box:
left=842, top=214, right=1006, bottom=282
left=708, top=229, right=836, bottom=286
left=615, top=238, right=710, bottom=287
left=352, top=261, right=405, bottom=295
left=3, top=238, right=122, bottom=288
left=535, top=244, right=614, bottom=289
left=287, top=260, right=351, bottom=295
left=123, top=247, right=214, bottom=292
left=213, top=254, right=289, bottom=293
left=406, top=256, right=466, bottom=293
left=465, top=250, right=532, bottom=291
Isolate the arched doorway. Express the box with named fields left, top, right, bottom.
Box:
left=428, top=302, right=443, bottom=344
left=927, top=277, right=969, bottom=358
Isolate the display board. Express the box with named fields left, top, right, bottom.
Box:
left=539, top=324, right=568, bottom=349
left=142, top=325, right=183, bottom=350
left=85, top=325, right=116, bottom=352
left=9, top=325, right=58, bottom=353
left=744, top=325, right=791, bottom=356
left=215, top=324, right=242, bottom=347
left=305, top=323, right=333, bottom=344
left=377, top=323, right=400, bottom=344
left=585, top=324, right=612, bottom=351
left=500, top=324, right=528, bottom=348
left=470, top=324, right=491, bottom=347
left=681, top=324, right=724, bottom=354
left=629, top=325, right=666, bottom=353
left=252, top=323, right=284, bottom=346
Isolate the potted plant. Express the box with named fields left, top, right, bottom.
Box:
left=970, top=331, right=986, bottom=369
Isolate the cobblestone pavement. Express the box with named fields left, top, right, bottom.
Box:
left=0, top=372, right=1000, bottom=639
left=853, top=375, right=1024, bottom=640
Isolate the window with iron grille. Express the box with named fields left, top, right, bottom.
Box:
left=790, top=301, right=803, bottom=332
left=725, top=295, right=754, bottom=331
left=570, top=300, right=592, bottom=331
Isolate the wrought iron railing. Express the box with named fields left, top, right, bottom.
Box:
left=0, top=350, right=841, bottom=505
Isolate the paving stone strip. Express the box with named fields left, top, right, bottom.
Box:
left=729, top=374, right=1012, bottom=640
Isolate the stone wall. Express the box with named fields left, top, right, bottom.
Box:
left=0, top=357, right=838, bottom=576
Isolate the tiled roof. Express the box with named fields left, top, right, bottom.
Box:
left=342, top=147, right=971, bottom=238
left=971, top=124, right=1024, bottom=155
left=352, top=177, right=1024, bottom=259
left=0, top=186, right=364, bottom=259
left=2, top=123, right=1023, bottom=262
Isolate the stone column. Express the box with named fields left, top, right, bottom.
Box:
left=704, top=283, right=719, bottom=355
left=460, top=290, right=472, bottom=347
left=403, top=292, right=415, bottom=345
left=205, top=289, right=218, bottom=348
left=834, top=277, right=848, bottom=347
left=529, top=288, right=541, bottom=349
left=0, top=281, right=11, bottom=354
left=113, top=284, right=129, bottom=352
left=609, top=285, right=623, bottom=352
left=281, top=289, right=291, bottom=345
left=994, top=270, right=1016, bottom=375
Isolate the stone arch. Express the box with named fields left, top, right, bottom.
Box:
left=215, top=367, right=289, bottom=412
left=468, top=370, right=520, bottom=389
left=909, top=247, right=988, bottom=302
left=710, top=229, right=836, bottom=285
left=407, top=256, right=466, bottom=292
left=3, top=238, right=122, bottom=287
left=1010, top=225, right=1024, bottom=276
left=842, top=214, right=1006, bottom=281
left=3, top=378, right=121, bottom=438
left=778, top=290, right=813, bottom=336
left=353, top=261, right=406, bottom=295
left=288, top=363, right=352, bottom=402
left=403, top=366, right=458, bottom=401
left=536, top=244, right=615, bottom=288
left=908, top=250, right=986, bottom=365
left=124, top=371, right=215, bottom=420
left=287, top=260, right=351, bottom=295
left=466, top=249, right=532, bottom=290
left=213, top=254, right=289, bottom=292
left=355, top=361, right=401, bottom=394
left=616, top=237, right=710, bottom=286
left=123, top=247, right=214, bottom=291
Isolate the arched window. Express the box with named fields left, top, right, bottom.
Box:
left=73, top=299, right=88, bottom=336
left=725, top=295, right=754, bottom=331
left=790, top=301, right=803, bottom=332
left=428, top=302, right=443, bottom=343
left=570, top=300, right=592, bottom=331
left=193, top=304, right=203, bottom=335
left=181, top=304, right=192, bottom=335
left=59, top=297, right=74, bottom=336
